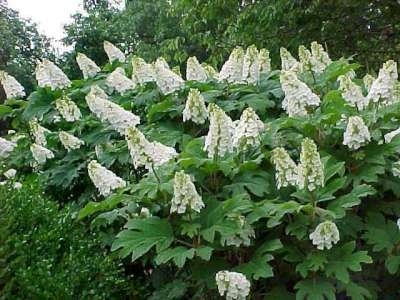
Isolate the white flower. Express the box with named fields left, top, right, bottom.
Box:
left=13, top=182, right=22, bottom=189
left=87, top=160, right=126, bottom=197
left=367, top=60, right=398, bottom=105
left=29, top=118, right=50, bottom=146
left=0, top=71, right=25, bottom=99
left=186, top=56, right=207, bottom=82
left=202, top=63, right=219, bottom=79
left=106, top=67, right=135, bottom=93
left=30, top=143, right=54, bottom=165
left=309, top=221, right=340, bottom=250
left=204, top=103, right=234, bottom=158
left=242, top=45, right=260, bottom=84
left=154, top=59, right=185, bottom=95
left=280, top=70, right=321, bottom=117
left=384, top=127, right=400, bottom=143
left=86, top=86, right=140, bottom=134
left=182, top=88, right=208, bottom=124
left=170, top=170, right=204, bottom=214
left=125, top=127, right=177, bottom=170
left=155, top=57, right=170, bottom=69
left=280, top=47, right=300, bottom=72
left=220, top=216, right=255, bottom=247
left=233, top=107, right=264, bottom=151
left=271, top=147, right=298, bottom=189
left=259, top=48, right=271, bottom=74
left=103, top=41, right=125, bottom=63
left=338, top=74, right=369, bottom=110
left=343, top=116, right=371, bottom=150
left=59, top=131, right=84, bottom=151
left=309, top=41, right=331, bottom=74
left=298, top=45, right=312, bottom=72
left=392, top=161, right=400, bottom=178
left=35, top=59, right=71, bottom=90
left=54, top=97, right=82, bottom=122
left=3, top=168, right=17, bottom=179
left=140, top=207, right=151, bottom=218
left=215, top=271, right=250, bottom=300
left=298, top=138, right=324, bottom=191
left=219, top=47, right=245, bottom=84
left=0, top=137, right=17, bottom=158
left=397, top=218, right=400, bottom=230
left=131, top=56, right=156, bottom=84
left=363, top=74, right=375, bottom=92
left=76, top=52, right=100, bottom=79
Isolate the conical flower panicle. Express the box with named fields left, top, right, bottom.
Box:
left=338, top=74, right=369, bottom=110
left=131, top=56, right=156, bottom=84
left=309, top=41, right=331, bottom=74
left=29, top=118, right=50, bottom=146
left=280, top=47, right=300, bottom=72
left=170, top=170, right=204, bottom=214
left=232, top=107, right=264, bottom=151
left=154, top=59, right=185, bottom=95
left=0, top=137, right=17, bottom=158
left=271, top=147, right=298, bottom=189
left=215, top=271, right=250, bottom=300
left=147, top=141, right=178, bottom=168
left=258, top=48, right=271, bottom=74
left=86, top=86, right=140, bottom=134
left=35, top=59, right=71, bottom=90
left=363, top=74, right=375, bottom=92
left=186, top=56, right=207, bottom=82
left=182, top=88, right=208, bottom=124
left=204, top=103, right=234, bottom=158
left=298, top=45, right=312, bottom=72
left=59, top=131, right=84, bottom=151
left=219, top=47, right=245, bottom=83
left=202, top=63, right=219, bottom=79
left=0, top=71, right=25, bottom=99
left=103, top=41, right=125, bottom=63
left=55, top=97, right=82, bottom=122
left=343, top=116, right=371, bottom=150
left=242, top=45, right=260, bottom=84
left=367, top=60, right=398, bottom=105
left=76, top=52, right=100, bottom=79
left=280, top=70, right=321, bottom=117
left=298, top=138, right=324, bottom=191
left=30, top=143, right=54, bottom=165
left=309, top=221, right=340, bottom=250
left=105, top=67, right=135, bottom=93
left=87, top=160, right=126, bottom=197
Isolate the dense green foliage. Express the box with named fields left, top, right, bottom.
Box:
left=1, top=40, right=400, bottom=299
left=0, top=176, right=129, bottom=299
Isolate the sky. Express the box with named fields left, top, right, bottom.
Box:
left=7, top=0, right=84, bottom=53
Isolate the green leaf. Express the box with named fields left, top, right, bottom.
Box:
left=155, top=246, right=195, bottom=268
left=0, top=104, right=12, bottom=118
left=196, top=246, right=214, bottom=261
left=78, top=194, right=129, bottom=220
left=344, top=282, right=372, bottom=300
left=224, top=170, right=272, bottom=197
left=385, top=255, right=400, bottom=274
left=296, top=251, right=328, bottom=278
left=325, top=242, right=372, bottom=283
left=295, top=278, right=336, bottom=300
left=112, top=217, right=174, bottom=261
left=22, top=88, right=59, bottom=120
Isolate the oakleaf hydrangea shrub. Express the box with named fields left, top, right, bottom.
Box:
left=1, top=40, right=400, bottom=299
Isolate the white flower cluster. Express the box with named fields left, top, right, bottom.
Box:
left=106, top=67, right=135, bottom=93
left=0, top=71, right=25, bottom=99
left=182, top=88, right=208, bottom=124
left=280, top=47, right=300, bottom=72
left=397, top=218, right=400, bottom=231
left=309, top=220, right=340, bottom=250
left=186, top=56, right=207, bottom=82
left=298, top=45, right=312, bottom=72
left=384, top=127, right=400, bottom=143
left=0, top=137, right=17, bottom=158
left=393, top=161, right=400, bottom=178
left=343, top=116, right=371, bottom=150
left=219, top=47, right=245, bottom=83
left=221, top=216, right=255, bottom=247
left=232, top=107, right=264, bottom=151
left=29, top=118, right=50, bottom=146
left=259, top=48, right=271, bottom=74
left=271, top=147, right=299, bottom=189
left=154, top=58, right=185, bottom=95
left=309, top=41, right=332, bottom=74
left=170, top=170, right=204, bottom=214
left=35, top=59, right=71, bottom=90
left=3, top=168, right=17, bottom=179
left=1, top=169, right=22, bottom=189
left=203, top=63, right=219, bottom=79
left=242, top=45, right=261, bottom=84
left=76, top=52, right=100, bottom=79
left=298, top=138, right=324, bottom=191
left=363, top=74, right=375, bottom=92
left=87, top=160, right=126, bottom=197
left=204, top=103, right=234, bottom=158
left=125, top=127, right=177, bottom=170
left=338, top=74, right=369, bottom=110
left=59, top=131, right=84, bottom=151
left=215, top=271, right=250, bottom=300
left=54, top=97, right=82, bottom=122
left=367, top=60, right=398, bottom=105
left=30, top=143, right=54, bottom=165
left=103, top=41, right=125, bottom=63
left=131, top=56, right=156, bottom=84
left=280, top=70, right=321, bottom=117
left=86, top=86, right=140, bottom=134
